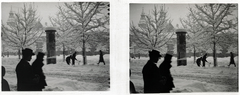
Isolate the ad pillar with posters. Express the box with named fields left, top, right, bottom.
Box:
left=176, top=29, right=187, bottom=66
left=45, top=27, right=57, bottom=64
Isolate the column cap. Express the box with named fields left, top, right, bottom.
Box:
left=45, top=27, right=56, bottom=31
left=175, top=29, right=187, bottom=34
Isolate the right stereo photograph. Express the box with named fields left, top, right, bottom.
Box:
left=130, top=3, right=238, bottom=93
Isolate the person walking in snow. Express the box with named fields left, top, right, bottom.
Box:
left=228, top=52, right=236, bottom=67
left=97, top=50, right=105, bottom=65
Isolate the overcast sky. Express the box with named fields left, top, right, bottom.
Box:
left=130, top=4, right=195, bottom=28
left=2, top=2, right=65, bottom=26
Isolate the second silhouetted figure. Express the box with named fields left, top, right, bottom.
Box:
left=159, top=54, right=175, bottom=93
left=32, top=52, right=47, bottom=91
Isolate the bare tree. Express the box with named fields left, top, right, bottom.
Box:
left=56, top=2, right=109, bottom=65
left=2, top=3, right=43, bottom=59
left=49, top=12, right=75, bottom=61
left=86, top=29, right=109, bottom=54
left=217, top=31, right=238, bottom=56
left=180, top=14, right=204, bottom=63
left=130, top=5, right=174, bottom=51
left=189, top=4, right=237, bottom=67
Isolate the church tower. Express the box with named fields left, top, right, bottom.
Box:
left=7, top=6, right=15, bottom=26
left=138, top=7, right=147, bottom=28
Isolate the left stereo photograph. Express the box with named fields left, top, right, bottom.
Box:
left=1, top=2, right=110, bottom=91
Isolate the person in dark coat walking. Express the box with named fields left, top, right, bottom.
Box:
left=196, top=57, right=202, bottom=67
left=15, top=48, right=39, bottom=91
left=228, top=52, right=236, bottom=67
left=159, top=54, right=175, bottom=93
left=202, top=54, right=208, bottom=67
left=71, top=52, right=77, bottom=65
left=97, top=50, right=105, bottom=65
left=2, top=66, right=10, bottom=91
left=142, top=49, right=163, bottom=93
left=32, top=52, right=47, bottom=91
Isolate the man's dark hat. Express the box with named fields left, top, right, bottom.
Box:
left=149, top=49, right=162, bottom=57
left=22, top=48, right=35, bottom=56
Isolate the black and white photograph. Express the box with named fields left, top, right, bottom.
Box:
left=1, top=2, right=110, bottom=91
left=130, top=4, right=238, bottom=93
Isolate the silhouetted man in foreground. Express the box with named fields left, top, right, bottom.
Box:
left=142, top=49, right=162, bottom=93
left=2, top=66, right=10, bottom=91
left=228, top=52, right=236, bottom=67
left=16, top=48, right=39, bottom=91
left=159, top=54, right=175, bottom=93
left=32, top=52, right=47, bottom=91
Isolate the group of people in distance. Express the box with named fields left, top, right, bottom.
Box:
left=65, top=50, right=106, bottom=65
left=196, top=52, right=236, bottom=67
left=196, top=53, right=208, bottom=67
left=66, top=52, right=78, bottom=65
left=130, top=49, right=175, bottom=93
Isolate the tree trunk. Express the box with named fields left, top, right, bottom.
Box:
left=18, top=49, right=21, bottom=59
left=213, top=41, right=217, bottom=67
left=7, top=51, right=9, bottom=57
left=82, top=34, right=87, bottom=65
left=62, top=43, right=65, bottom=62
left=193, top=46, right=196, bottom=64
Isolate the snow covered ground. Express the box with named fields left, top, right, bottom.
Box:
left=130, top=56, right=238, bottom=93
left=2, top=54, right=110, bottom=91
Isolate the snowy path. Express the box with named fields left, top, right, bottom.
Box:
left=2, top=55, right=110, bottom=91
left=130, top=56, right=238, bottom=93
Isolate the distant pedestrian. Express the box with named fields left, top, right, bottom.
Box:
left=32, top=52, right=47, bottom=91
left=196, top=57, right=202, bottom=67
left=2, top=66, right=10, bottom=91
left=16, top=48, right=39, bottom=91
left=97, top=50, right=105, bottom=65
left=228, top=52, right=236, bottom=67
left=159, top=54, right=175, bottom=93
left=142, top=49, right=162, bottom=93
left=202, top=54, right=208, bottom=67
